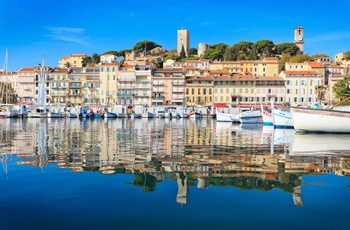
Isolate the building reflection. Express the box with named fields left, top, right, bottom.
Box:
left=1, top=118, right=350, bottom=207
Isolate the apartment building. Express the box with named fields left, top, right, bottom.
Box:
left=58, top=53, right=87, bottom=68
left=17, top=67, right=35, bottom=103
left=100, top=64, right=117, bottom=107
left=185, top=75, right=214, bottom=107
left=280, top=70, right=321, bottom=106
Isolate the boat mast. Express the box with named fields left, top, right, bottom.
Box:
left=5, top=49, right=8, bottom=104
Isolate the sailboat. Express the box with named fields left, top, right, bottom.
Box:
left=28, top=56, right=49, bottom=118
left=0, top=49, right=18, bottom=118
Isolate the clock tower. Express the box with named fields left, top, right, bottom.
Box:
left=294, top=26, right=304, bottom=53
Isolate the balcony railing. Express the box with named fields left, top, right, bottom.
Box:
left=117, top=94, right=133, bottom=97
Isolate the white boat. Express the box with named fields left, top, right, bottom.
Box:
left=273, top=108, right=294, bottom=129
left=65, top=106, right=80, bottom=118
left=28, top=56, right=49, bottom=118
left=0, top=104, right=18, bottom=118
left=216, top=109, right=233, bottom=122
left=189, top=112, right=202, bottom=119
left=104, top=111, right=117, bottom=118
left=141, top=111, right=154, bottom=118
left=129, top=113, right=141, bottom=119
left=239, top=110, right=262, bottom=124
left=290, top=106, right=350, bottom=133
left=290, top=133, right=350, bottom=156
left=13, top=104, right=28, bottom=118
left=165, top=107, right=177, bottom=119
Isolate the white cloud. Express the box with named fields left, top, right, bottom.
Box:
left=46, top=26, right=89, bottom=46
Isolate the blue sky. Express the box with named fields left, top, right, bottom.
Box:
left=1, top=0, right=350, bottom=71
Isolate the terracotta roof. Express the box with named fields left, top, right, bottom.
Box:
left=100, top=63, right=118, bottom=66
left=307, top=62, right=324, bottom=68
left=256, top=76, right=284, bottom=81
left=154, top=68, right=183, bottom=73
left=185, top=60, right=200, bottom=63
left=283, top=70, right=318, bottom=75
left=209, top=69, right=230, bottom=74
left=18, top=67, right=35, bottom=72
left=120, top=64, right=134, bottom=69
left=186, top=75, right=213, bottom=81
left=61, top=56, right=70, bottom=59
left=71, top=53, right=87, bottom=57
left=185, top=66, right=196, bottom=70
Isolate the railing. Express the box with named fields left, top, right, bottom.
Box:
left=117, top=94, right=133, bottom=97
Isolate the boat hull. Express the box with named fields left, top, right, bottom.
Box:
left=239, top=111, right=262, bottom=124
left=216, top=111, right=234, bottom=122
left=262, top=110, right=273, bottom=126
left=291, top=107, right=350, bottom=133
left=273, top=109, right=294, bottom=129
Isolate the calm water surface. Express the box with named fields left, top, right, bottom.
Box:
left=1, top=118, right=350, bottom=230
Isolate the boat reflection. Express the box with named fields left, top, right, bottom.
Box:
left=1, top=118, right=350, bottom=207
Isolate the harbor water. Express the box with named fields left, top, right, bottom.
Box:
left=1, top=118, right=350, bottom=230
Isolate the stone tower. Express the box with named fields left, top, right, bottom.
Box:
left=294, top=26, right=304, bottom=53
left=177, top=29, right=190, bottom=55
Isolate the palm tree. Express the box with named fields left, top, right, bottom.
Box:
left=315, top=85, right=325, bottom=102
left=64, top=62, right=72, bottom=68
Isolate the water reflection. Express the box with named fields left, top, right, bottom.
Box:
left=1, top=118, right=350, bottom=208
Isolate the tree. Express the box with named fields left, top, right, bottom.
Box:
left=232, top=41, right=254, bottom=60
left=289, top=54, right=311, bottom=63
left=275, top=43, right=300, bottom=55
left=315, top=85, right=326, bottom=102
left=64, top=62, right=72, bottom=68
left=344, top=51, right=350, bottom=61
left=252, top=40, right=275, bottom=57
left=81, top=56, right=92, bottom=67
left=333, top=75, right=350, bottom=101
left=91, top=53, right=100, bottom=64
left=278, top=54, right=292, bottom=72
left=188, top=48, right=198, bottom=57
left=133, top=40, right=161, bottom=53
left=179, top=45, right=186, bottom=59
left=310, top=53, right=328, bottom=61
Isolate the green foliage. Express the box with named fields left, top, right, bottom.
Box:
left=188, top=48, right=198, bottom=57
left=133, top=40, right=161, bottom=53
left=252, top=40, right=275, bottom=57
left=133, top=172, right=157, bottom=192
left=333, top=75, right=350, bottom=101
left=345, top=51, right=350, bottom=61
left=275, top=43, right=300, bottom=55
left=64, top=62, right=71, bottom=68
left=183, top=57, right=199, bottom=61
left=179, top=45, right=186, bottom=59
left=279, top=54, right=292, bottom=72
left=81, top=56, right=92, bottom=67
left=203, top=43, right=228, bottom=61
left=310, top=53, right=328, bottom=61
left=289, top=54, right=311, bottom=63
left=91, top=53, right=100, bottom=64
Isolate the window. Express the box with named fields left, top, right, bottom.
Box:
left=220, top=89, right=223, bottom=93
left=198, top=89, right=201, bottom=94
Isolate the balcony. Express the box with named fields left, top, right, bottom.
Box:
left=117, top=94, right=133, bottom=97
left=68, top=92, right=83, bottom=97
left=134, top=82, right=150, bottom=89
left=69, top=83, right=83, bottom=88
